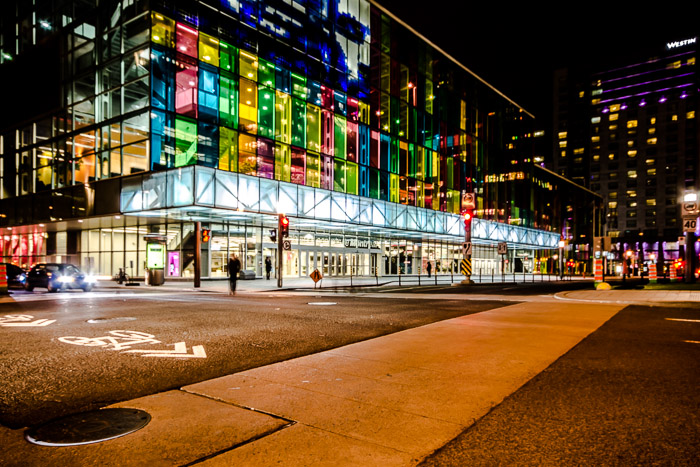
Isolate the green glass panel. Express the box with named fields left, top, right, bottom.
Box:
left=408, top=143, right=416, bottom=178
left=175, top=117, right=197, bottom=167
left=218, top=126, right=238, bottom=171
left=291, top=72, right=307, bottom=99
left=306, top=151, right=320, bottom=188
left=258, top=58, right=275, bottom=88
left=219, top=41, right=237, bottom=74
left=274, top=142, right=291, bottom=182
left=390, top=137, right=399, bottom=174
left=334, top=115, right=346, bottom=160
left=334, top=159, right=346, bottom=192
left=291, top=98, right=306, bottom=148
left=275, top=91, right=291, bottom=143
left=306, top=103, right=321, bottom=152
left=369, top=168, right=380, bottom=199
left=446, top=156, right=453, bottom=190
left=258, top=86, right=275, bottom=138
left=219, top=74, right=238, bottom=129
left=346, top=162, right=358, bottom=195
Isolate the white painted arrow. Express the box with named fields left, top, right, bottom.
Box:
left=123, top=341, right=207, bottom=358
left=1, top=319, right=57, bottom=327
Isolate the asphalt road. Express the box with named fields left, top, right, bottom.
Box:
left=0, top=290, right=507, bottom=429
left=420, top=304, right=700, bottom=465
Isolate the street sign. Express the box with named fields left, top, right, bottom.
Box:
left=683, top=218, right=697, bottom=233
left=310, top=269, right=323, bottom=283
left=497, top=242, right=508, bottom=255
left=682, top=201, right=698, bottom=217
left=460, top=258, right=472, bottom=276
left=462, top=192, right=475, bottom=209
left=679, top=236, right=686, bottom=246
left=462, top=242, right=472, bottom=256
left=283, top=240, right=292, bottom=251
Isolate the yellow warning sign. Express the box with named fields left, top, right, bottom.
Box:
left=310, top=269, right=323, bottom=283
left=460, top=259, right=472, bottom=276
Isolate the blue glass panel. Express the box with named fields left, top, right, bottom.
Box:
left=197, top=122, right=219, bottom=168
left=198, top=65, right=219, bottom=124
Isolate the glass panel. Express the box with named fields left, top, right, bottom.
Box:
left=291, top=147, right=305, bottom=185
left=274, top=142, right=290, bottom=182
left=306, top=151, right=320, bottom=188
left=334, top=115, right=346, bottom=160
left=151, top=12, right=175, bottom=48
left=175, top=22, right=198, bottom=58
left=175, top=56, right=197, bottom=117
left=239, top=49, right=258, bottom=81
left=219, top=127, right=238, bottom=171
left=198, top=32, right=219, bottom=67
left=219, top=41, right=237, bottom=74
left=306, top=103, right=321, bottom=152
left=258, top=86, right=275, bottom=138
left=238, top=133, right=257, bottom=175
left=275, top=91, right=291, bottom=143
left=239, top=78, right=257, bottom=133
left=219, top=73, right=238, bottom=129
left=175, top=117, right=197, bottom=167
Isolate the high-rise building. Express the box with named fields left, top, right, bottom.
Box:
left=1, top=0, right=595, bottom=280
left=552, top=36, right=698, bottom=268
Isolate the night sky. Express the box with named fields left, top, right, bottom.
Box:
left=373, top=1, right=698, bottom=122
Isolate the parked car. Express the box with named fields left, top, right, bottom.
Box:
left=24, top=263, right=96, bottom=292
left=2, top=263, right=27, bottom=289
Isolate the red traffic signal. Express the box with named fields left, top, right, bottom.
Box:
left=463, top=210, right=473, bottom=229
left=280, top=215, right=290, bottom=238
left=201, top=229, right=211, bottom=243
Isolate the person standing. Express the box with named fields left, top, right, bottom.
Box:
left=426, top=261, right=432, bottom=278
left=228, top=254, right=241, bottom=295
left=265, top=256, right=272, bottom=280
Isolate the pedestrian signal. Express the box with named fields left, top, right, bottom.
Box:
left=201, top=229, right=211, bottom=243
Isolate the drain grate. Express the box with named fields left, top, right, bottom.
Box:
left=25, top=408, right=151, bottom=447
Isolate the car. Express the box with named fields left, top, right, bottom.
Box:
left=24, top=263, right=96, bottom=292
left=2, top=263, right=27, bottom=289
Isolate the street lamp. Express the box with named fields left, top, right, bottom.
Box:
left=558, top=240, right=565, bottom=279
left=624, top=249, right=633, bottom=281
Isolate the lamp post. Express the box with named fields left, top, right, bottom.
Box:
left=559, top=240, right=566, bottom=278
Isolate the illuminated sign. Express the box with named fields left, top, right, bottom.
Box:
left=667, top=37, right=696, bottom=49
left=146, top=243, right=165, bottom=269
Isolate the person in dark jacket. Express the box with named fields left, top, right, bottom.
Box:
left=265, top=257, right=272, bottom=280
left=227, top=254, right=241, bottom=295
left=426, top=261, right=432, bottom=277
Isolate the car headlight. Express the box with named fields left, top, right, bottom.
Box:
left=19, top=274, right=26, bottom=282
left=57, top=276, right=75, bottom=283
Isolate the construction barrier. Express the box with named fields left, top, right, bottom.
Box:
left=594, top=259, right=604, bottom=283
left=0, top=263, right=7, bottom=295
left=649, top=263, right=657, bottom=282
left=670, top=264, right=677, bottom=281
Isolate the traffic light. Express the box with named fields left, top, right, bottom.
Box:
left=201, top=229, right=211, bottom=243
left=463, top=210, right=473, bottom=230
left=269, top=228, right=277, bottom=242
left=280, top=215, right=290, bottom=238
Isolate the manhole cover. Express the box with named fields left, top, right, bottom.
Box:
left=308, top=302, right=337, bottom=306
left=87, top=317, right=137, bottom=324
left=25, top=408, right=151, bottom=446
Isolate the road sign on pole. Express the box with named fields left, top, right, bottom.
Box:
left=462, top=242, right=472, bottom=257
left=497, top=242, right=508, bottom=255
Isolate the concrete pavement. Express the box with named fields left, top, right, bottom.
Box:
left=1, top=279, right=699, bottom=465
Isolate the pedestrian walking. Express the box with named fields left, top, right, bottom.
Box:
left=265, top=257, right=272, bottom=280
left=426, top=261, right=432, bottom=277
left=228, top=253, right=241, bottom=295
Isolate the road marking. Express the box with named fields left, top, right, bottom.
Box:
left=0, top=314, right=56, bottom=327
left=124, top=342, right=207, bottom=358
left=666, top=318, right=700, bottom=323
left=308, top=302, right=337, bottom=305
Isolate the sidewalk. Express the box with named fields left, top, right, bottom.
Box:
left=1, top=299, right=625, bottom=465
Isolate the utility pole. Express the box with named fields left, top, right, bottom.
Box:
left=194, top=221, right=201, bottom=288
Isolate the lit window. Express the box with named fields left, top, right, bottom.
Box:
left=672, top=114, right=678, bottom=121
left=628, top=170, right=637, bottom=178
left=560, top=151, right=566, bottom=158
left=593, top=154, right=600, bottom=162
left=647, top=137, right=657, bottom=145
left=573, top=148, right=584, bottom=155
left=609, top=192, right=618, bottom=199
left=689, top=57, right=696, bottom=66
left=646, top=158, right=655, bottom=165
left=647, top=168, right=657, bottom=176
left=574, top=157, right=583, bottom=164
left=650, top=117, right=656, bottom=125
left=627, top=190, right=636, bottom=197
left=591, top=98, right=601, bottom=105
left=609, top=113, right=619, bottom=121
left=558, top=131, right=568, bottom=139
left=578, top=91, right=585, bottom=98
left=591, top=136, right=600, bottom=143
left=559, top=141, right=567, bottom=148
left=608, top=153, right=616, bottom=160
left=609, top=124, right=618, bottom=130
left=627, top=120, right=638, bottom=128
left=608, top=201, right=617, bottom=209
left=648, top=127, right=656, bottom=135
left=627, top=140, right=635, bottom=147
left=688, top=111, right=696, bottom=119
left=534, top=131, right=545, bottom=137
left=670, top=60, right=681, bottom=69
left=646, top=199, right=656, bottom=206
left=591, top=117, right=601, bottom=124
left=628, top=150, right=637, bottom=157
left=610, top=104, right=620, bottom=112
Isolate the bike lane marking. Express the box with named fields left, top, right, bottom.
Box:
left=0, top=314, right=57, bottom=327
left=58, top=329, right=207, bottom=359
